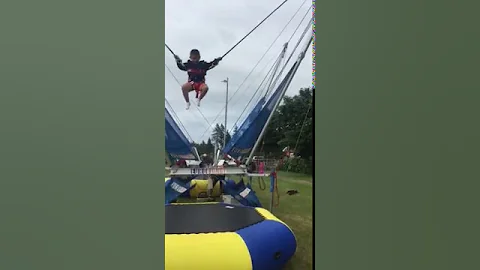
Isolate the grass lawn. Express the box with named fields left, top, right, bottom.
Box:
left=252, top=171, right=313, bottom=269
left=167, top=171, right=313, bottom=269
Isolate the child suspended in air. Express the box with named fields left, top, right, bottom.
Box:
left=174, top=49, right=222, bottom=110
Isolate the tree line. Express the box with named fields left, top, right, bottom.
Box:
left=194, top=123, right=232, bottom=155
left=193, top=87, right=313, bottom=174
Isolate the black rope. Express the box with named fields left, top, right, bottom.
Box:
left=165, top=99, right=194, bottom=142
left=220, top=0, right=289, bottom=59
left=229, top=49, right=285, bottom=134
left=282, top=6, right=313, bottom=70
left=225, top=51, right=280, bottom=134
left=258, top=177, right=266, bottom=190
left=240, top=50, right=282, bottom=103
left=287, top=5, right=312, bottom=44
left=264, top=51, right=285, bottom=98
left=164, top=63, right=213, bottom=134
left=228, top=5, right=312, bottom=134
left=293, top=100, right=312, bottom=153
left=166, top=0, right=289, bottom=61
left=165, top=43, right=175, bottom=56
left=198, top=1, right=310, bottom=141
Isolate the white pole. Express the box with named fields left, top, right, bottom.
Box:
left=222, top=78, right=229, bottom=149
left=213, top=144, right=218, bottom=165
left=246, top=34, right=313, bottom=166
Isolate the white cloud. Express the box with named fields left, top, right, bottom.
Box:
left=165, top=0, right=313, bottom=142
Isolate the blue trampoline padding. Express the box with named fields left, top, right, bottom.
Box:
left=223, top=179, right=237, bottom=190
left=240, top=183, right=262, bottom=207
left=178, top=180, right=193, bottom=198
left=166, top=178, right=195, bottom=198
left=236, top=219, right=296, bottom=270
left=222, top=179, right=262, bottom=207
left=165, top=179, right=196, bottom=204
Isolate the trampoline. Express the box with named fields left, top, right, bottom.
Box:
left=165, top=202, right=297, bottom=270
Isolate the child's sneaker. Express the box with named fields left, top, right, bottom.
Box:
left=185, top=102, right=190, bottom=110
left=196, top=98, right=201, bottom=107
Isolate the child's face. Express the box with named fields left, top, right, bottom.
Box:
left=190, top=54, right=200, bottom=62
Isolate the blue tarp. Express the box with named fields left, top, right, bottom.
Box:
left=165, top=108, right=197, bottom=160
left=165, top=177, right=198, bottom=198
left=222, top=178, right=262, bottom=207
left=165, top=179, right=196, bottom=204
left=222, top=64, right=297, bottom=160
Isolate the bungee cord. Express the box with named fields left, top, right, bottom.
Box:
left=219, top=0, right=289, bottom=59
left=164, top=0, right=289, bottom=61
left=197, top=1, right=312, bottom=141
left=236, top=47, right=285, bottom=103
left=287, top=5, right=312, bottom=44
left=164, top=43, right=175, bottom=56
left=164, top=0, right=312, bottom=145
left=263, top=49, right=286, bottom=98
left=227, top=7, right=313, bottom=135
left=292, top=100, right=312, bottom=154
left=230, top=5, right=313, bottom=132
left=228, top=47, right=287, bottom=134
left=165, top=98, right=194, bottom=143
left=264, top=5, right=313, bottom=98
left=281, top=7, right=314, bottom=74
left=164, top=1, right=312, bottom=212
left=164, top=63, right=213, bottom=131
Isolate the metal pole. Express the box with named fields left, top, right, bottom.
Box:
left=246, top=33, right=313, bottom=166
left=222, top=78, right=229, bottom=149
left=213, top=144, right=218, bottom=164
left=264, top=43, right=288, bottom=97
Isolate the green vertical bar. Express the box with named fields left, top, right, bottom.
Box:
left=316, top=0, right=480, bottom=269
left=0, top=1, right=165, bottom=269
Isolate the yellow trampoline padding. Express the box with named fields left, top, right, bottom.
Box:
left=165, top=232, right=252, bottom=270
left=189, top=179, right=221, bottom=197
left=255, top=207, right=296, bottom=241
left=164, top=178, right=221, bottom=197
left=255, top=207, right=283, bottom=223
left=170, top=202, right=218, bottom=205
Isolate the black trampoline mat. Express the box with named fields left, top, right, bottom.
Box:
left=165, top=203, right=265, bottom=234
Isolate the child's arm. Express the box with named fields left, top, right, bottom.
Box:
left=174, top=55, right=187, bottom=71
left=177, top=61, right=187, bottom=71
left=205, top=57, right=222, bottom=70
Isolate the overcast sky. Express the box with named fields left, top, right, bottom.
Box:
left=165, top=0, right=313, bottom=143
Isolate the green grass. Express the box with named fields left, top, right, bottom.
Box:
left=167, top=171, right=313, bottom=269
left=250, top=172, right=313, bottom=270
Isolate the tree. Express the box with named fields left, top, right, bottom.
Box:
left=262, top=87, right=313, bottom=159
left=211, top=124, right=223, bottom=149
left=232, top=125, right=239, bottom=135
left=194, top=140, right=207, bottom=155
left=195, top=87, right=313, bottom=173
left=206, top=138, right=214, bottom=154
left=211, top=123, right=231, bottom=149
left=277, top=88, right=313, bottom=158
left=225, top=131, right=232, bottom=146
